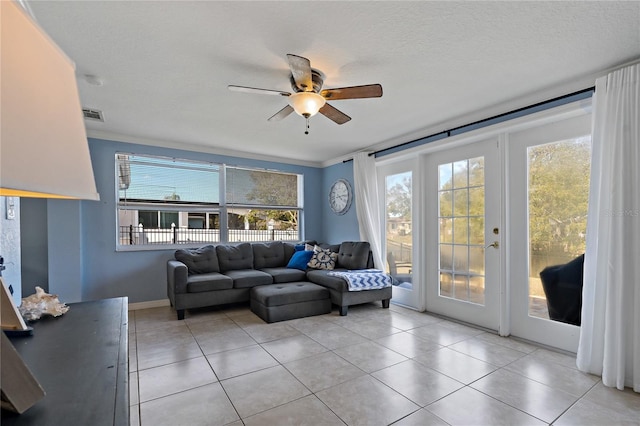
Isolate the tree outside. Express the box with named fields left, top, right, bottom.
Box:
left=439, top=157, right=485, bottom=245
left=527, top=136, right=591, bottom=318
left=438, top=157, right=485, bottom=303
left=243, top=171, right=298, bottom=231
left=386, top=174, right=412, bottom=221
left=528, top=137, right=591, bottom=261
left=385, top=172, right=413, bottom=288
left=384, top=139, right=590, bottom=314
left=386, top=172, right=413, bottom=250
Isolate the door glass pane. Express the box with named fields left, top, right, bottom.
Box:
left=469, top=187, right=484, bottom=215
left=438, top=158, right=485, bottom=305
left=453, top=245, right=469, bottom=272
left=469, top=276, right=486, bottom=304
left=469, top=157, right=485, bottom=186
left=440, top=272, right=453, bottom=297
left=453, top=160, right=468, bottom=188
left=440, top=244, right=453, bottom=270
left=453, top=189, right=469, bottom=216
left=453, top=217, right=469, bottom=244
left=439, top=191, right=453, bottom=217
left=453, top=275, right=470, bottom=300
left=469, top=217, right=484, bottom=244
left=469, top=246, right=485, bottom=274
left=385, top=172, right=413, bottom=290
left=440, top=218, right=453, bottom=243
left=527, top=136, right=591, bottom=322
left=439, top=164, right=452, bottom=190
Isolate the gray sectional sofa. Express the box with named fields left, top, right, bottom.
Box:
left=167, top=241, right=392, bottom=320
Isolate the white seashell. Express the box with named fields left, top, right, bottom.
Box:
left=18, top=286, right=69, bottom=321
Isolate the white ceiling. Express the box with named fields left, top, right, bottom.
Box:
left=27, top=1, right=640, bottom=167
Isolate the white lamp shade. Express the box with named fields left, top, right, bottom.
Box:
left=0, top=1, right=100, bottom=200
left=288, top=92, right=326, bottom=117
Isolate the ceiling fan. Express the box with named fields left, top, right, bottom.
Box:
left=228, top=54, right=383, bottom=134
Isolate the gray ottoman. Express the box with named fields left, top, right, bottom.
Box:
left=250, top=282, right=331, bottom=323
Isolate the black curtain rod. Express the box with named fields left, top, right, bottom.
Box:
left=343, top=86, right=595, bottom=163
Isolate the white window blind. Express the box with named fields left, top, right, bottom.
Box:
left=118, top=154, right=219, bottom=204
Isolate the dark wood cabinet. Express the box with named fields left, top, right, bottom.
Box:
left=2, top=297, right=129, bottom=425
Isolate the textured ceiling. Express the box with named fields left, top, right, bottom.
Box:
left=27, top=1, right=640, bottom=166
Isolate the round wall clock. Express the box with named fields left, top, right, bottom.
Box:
left=329, top=178, right=352, bottom=215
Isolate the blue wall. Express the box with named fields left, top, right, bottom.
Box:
left=36, top=138, right=328, bottom=303
left=321, top=161, right=360, bottom=244
left=20, top=138, right=363, bottom=304
left=20, top=198, right=49, bottom=296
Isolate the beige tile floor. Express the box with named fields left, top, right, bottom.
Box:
left=128, top=303, right=640, bottom=426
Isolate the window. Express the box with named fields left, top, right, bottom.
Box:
left=438, top=157, right=486, bottom=305
left=225, top=167, right=302, bottom=243
left=116, top=154, right=302, bottom=249
left=384, top=171, right=413, bottom=290
left=138, top=211, right=159, bottom=228
left=527, top=136, right=591, bottom=320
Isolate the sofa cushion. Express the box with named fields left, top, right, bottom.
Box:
left=261, top=267, right=307, bottom=283
left=337, top=241, right=371, bottom=270
left=318, top=243, right=340, bottom=252
left=186, top=272, right=233, bottom=293
left=216, top=243, right=253, bottom=272
left=252, top=241, right=285, bottom=269
left=225, top=269, right=273, bottom=289
left=286, top=250, right=314, bottom=270
left=251, top=282, right=329, bottom=307
left=306, top=269, right=349, bottom=292
left=307, top=246, right=338, bottom=270
left=283, top=243, right=296, bottom=262
left=175, top=245, right=219, bottom=274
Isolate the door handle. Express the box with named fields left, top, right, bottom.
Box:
left=485, top=241, right=499, bottom=249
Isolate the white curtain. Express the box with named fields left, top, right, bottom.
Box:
left=353, top=152, right=385, bottom=270
left=577, top=63, right=640, bottom=392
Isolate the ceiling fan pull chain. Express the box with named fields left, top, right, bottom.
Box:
left=305, top=116, right=310, bottom=135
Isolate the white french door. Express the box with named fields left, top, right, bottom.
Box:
left=376, top=101, right=592, bottom=351
left=425, top=138, right=502, bottom=331
left=379, top=160, right=422, bottom=310
left=507, top=113, right=591, bottom=352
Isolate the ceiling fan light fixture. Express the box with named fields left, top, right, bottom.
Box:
left=288, top=92, right=326, bottom=118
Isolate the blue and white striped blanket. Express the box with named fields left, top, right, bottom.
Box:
left=327, top=269, right=392, bottom=292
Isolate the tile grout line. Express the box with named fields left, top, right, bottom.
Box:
left=547, top=379, right=602, bottom=425
left=131, top=305, right=628, bottom=426
left=204, top=311, right=252, bottom=424
left=130, top=310, right=142, bottom=426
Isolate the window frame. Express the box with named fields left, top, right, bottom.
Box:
left=115, top=153, right=303, bottom=251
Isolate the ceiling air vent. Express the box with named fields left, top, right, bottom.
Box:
left=82, top=108, right=104, bottom=122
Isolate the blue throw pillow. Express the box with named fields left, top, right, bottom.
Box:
left=294, top=243, right=306, bottom=252
left=286, top=250, right=314, bottom=270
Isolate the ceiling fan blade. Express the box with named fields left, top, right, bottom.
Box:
left=319, top=103, right=351, bottom=125
left=268, top=105, right=294, bottom=122
left=228, top=85, right=290, bottom=97
left=287, top=54, right=313, bottom=92
left=320, top=84, right=383, bottom=100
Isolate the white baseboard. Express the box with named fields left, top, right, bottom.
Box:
left=128, top=299, right=171, bottom=311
